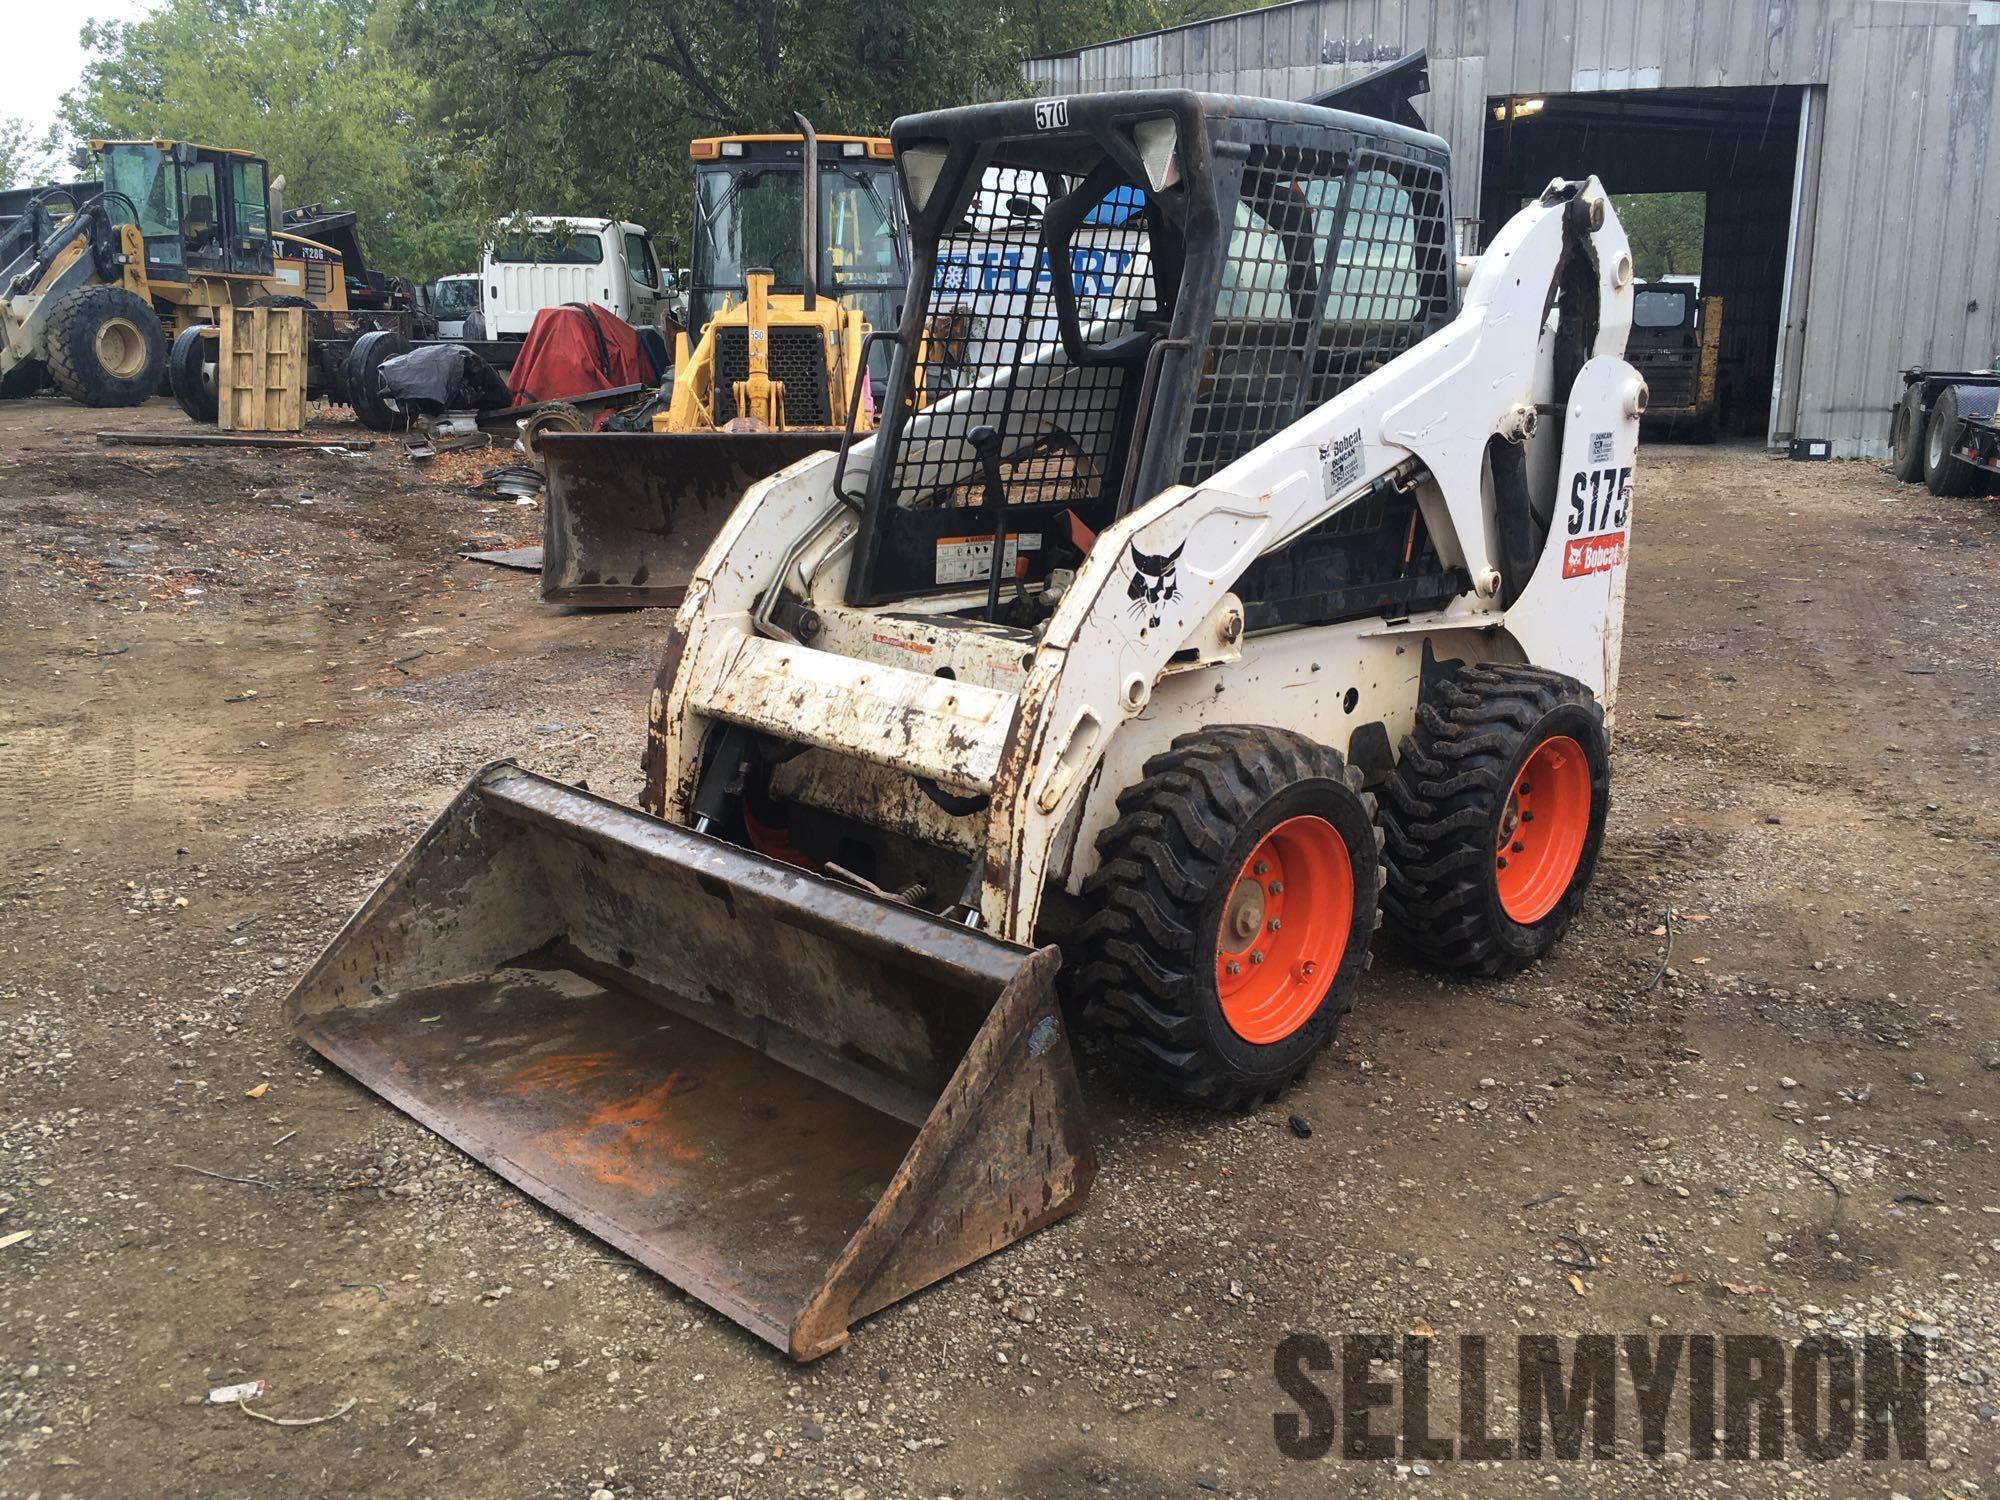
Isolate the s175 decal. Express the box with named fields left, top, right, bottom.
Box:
left=1561, top=464, right=1632, bottom=579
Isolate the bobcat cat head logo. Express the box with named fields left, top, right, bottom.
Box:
left=1126, top=540, right=1184, bottom=628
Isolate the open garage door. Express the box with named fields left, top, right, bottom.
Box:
left=1479, top=85, right=1818, bottom=447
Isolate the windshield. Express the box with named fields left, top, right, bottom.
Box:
left=101, top=143, right=182, bottom=268
left=1634, top=287, right=1693, bottom=328
left=430, top=277, right=477, bottom=319
left=693, top=162, right=905, bottom=292
left=492, top=228, right=603, bottom=264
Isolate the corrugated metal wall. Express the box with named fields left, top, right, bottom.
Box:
left=1024, top=1, right=2000, bottom=455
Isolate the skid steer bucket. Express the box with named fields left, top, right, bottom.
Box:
left=539, top=430, right=840, bottom=607
left=284, top=763, right=1094, bottom=1359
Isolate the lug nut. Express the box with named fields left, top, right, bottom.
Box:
left=1299, top=961, right=1317, bottom=977
left=1521, top=811, right=1535, bottom=823
left=1249, top=950, right=1266, bottom=965
left=1511, top=841, right=1525, bottom=854
left=1225, top=960, right=1242, bottom=976
left=1519, top=782, right=1532, bottom=795
left=1267, top=917, right=1282, bottom=933
left=1253, top=860, right=1270, bottom=876
left=1497, top=856, right=1509, bottom=870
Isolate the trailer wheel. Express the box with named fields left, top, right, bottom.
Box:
left=1923, top=386, right=1982, bottom=496
left=44, top=284, right=166, bottom=407
left=1890, top=386, right=1926, bottom=483
left=1381, top=664, right=1609, bottom=977
left=1065, top=726, right=1380, bottom=1110
left=168, top=324, right=219, bottom=423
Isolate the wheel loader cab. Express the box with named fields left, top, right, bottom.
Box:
left=96, top=142, right=277, bottom=284
left=844, top=92, right=1455, bottom=612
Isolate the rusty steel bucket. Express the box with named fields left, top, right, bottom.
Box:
left=284, top=763, right=1094, bottom=1359
left=539, top=430, right=840, bottom=608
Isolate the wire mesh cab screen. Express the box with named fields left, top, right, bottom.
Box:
left=844, top=115, right=1175, bottom=607
left=845, top=92, right=1453, bottom=611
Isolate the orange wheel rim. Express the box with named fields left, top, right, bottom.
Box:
left=1495, top=735, right=1591, bottom=924
left=1215, top=815, right=1353, bottom=1045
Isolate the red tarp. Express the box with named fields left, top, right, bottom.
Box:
left=508, top=303, right=654, bottom=405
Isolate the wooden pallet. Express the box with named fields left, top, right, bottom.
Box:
left=219, top=307, right=307, bottom=433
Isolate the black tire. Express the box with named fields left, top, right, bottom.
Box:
left=43, top=284, right=166, bottom=407
left=168, top=323, right=219, bottom=423
left=1923, top=386, right=1982, bottom=497
left=343, top=328, right=409, bottom=431
left=1381, top=663, right=1610, bottom=977
left=1890, top=386, right=1926, bottom=483
left=1065, top=726, right=1381, bottom=1111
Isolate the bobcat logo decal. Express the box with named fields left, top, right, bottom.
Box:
left=1126, top=540, right=1184, bottom=629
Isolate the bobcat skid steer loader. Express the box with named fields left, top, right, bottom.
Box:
left=286, top=80, right=1641, bottom=1360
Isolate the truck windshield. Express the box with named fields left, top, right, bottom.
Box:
left=430, top=277, right=477, bottom=319
left=691, top=161, right=905, bottom=333
left=100, top=143, right=183, bottom=270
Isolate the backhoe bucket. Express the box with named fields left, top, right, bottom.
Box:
left=284, top=763, right=1094, bottom=1359
left=539, top=430, right=840, bottom=607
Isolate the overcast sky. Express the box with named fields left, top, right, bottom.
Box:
left=12, top=2, right=159, bottom=140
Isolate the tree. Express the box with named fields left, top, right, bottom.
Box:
left=391, top=0, right=1256, bottom=253
left=1612, top=192, right=1705, bottom=282
left=0, top=117, right=32, bottom=189
left=61, top=0, right=479, bottom=280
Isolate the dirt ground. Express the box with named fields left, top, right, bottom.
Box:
left=1, top=397, right=1996, bottom=1500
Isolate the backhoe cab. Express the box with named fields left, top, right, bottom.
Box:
left=537, top=119, right=909, bottom=605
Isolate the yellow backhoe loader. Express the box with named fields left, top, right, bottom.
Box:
left=539, top=116, right=906, bottom=605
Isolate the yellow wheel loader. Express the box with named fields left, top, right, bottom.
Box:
left=0, top=140, right=359, bottom=408
left=287, top=60, right=1644, bottom=1359
left=539, top=116, right=906, bottom=606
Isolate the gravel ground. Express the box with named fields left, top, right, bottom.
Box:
left=1, top=396, right=1995, bottom=1499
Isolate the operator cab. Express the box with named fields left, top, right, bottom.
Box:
left=686, top=133, right=907, bottom=346
left=95, top=140, right=274, bottom=283
left=840, top=91, right=1456, bottom=624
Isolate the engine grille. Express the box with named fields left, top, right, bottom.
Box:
left=712, top=325, right=833, bottom=426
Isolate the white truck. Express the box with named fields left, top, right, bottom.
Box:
left=481, top=217, right=673, bottom=337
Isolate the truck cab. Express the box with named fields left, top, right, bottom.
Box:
left=480, top=217, right=667, bottom=337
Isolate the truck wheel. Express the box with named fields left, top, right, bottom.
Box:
left=44, top=284, right=166, bottom=407
left=1890, top=386, right=1926, bottom=482
left=168, top=324, right=219, bottom=423
left=1381, top=664, right=1609, bottom=977
left=1923, top=386, right=1981, bottom=497
left=1066, top=726, right=1380, bottom=1110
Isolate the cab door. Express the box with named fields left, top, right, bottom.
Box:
left=621, top=227, right=663, bottom=328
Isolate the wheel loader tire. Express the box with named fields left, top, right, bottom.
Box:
left=44, top=284, right=166, bottom=408
left=168, top=324, right=219, bottom=423
left=1066, top=726, right=1381, bottom=1111
left=1381, top=664, right=1610, bottom=977
left=1923, top=386, right=1981, bottom=497
left=1890, top=386, right=1926, bottom=483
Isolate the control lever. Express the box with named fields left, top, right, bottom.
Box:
left=968, top=424, right=1010, bottom=622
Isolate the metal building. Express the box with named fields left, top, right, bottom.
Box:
left=1025, top=2, right=2000, bottom=456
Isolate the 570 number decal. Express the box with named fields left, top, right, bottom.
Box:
left=1561, top=463, right=1632, bottom=579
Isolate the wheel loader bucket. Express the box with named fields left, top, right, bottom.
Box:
left=539, top=430, right=841, bottom=607
left=283, top=763, right=1095, bottom=1360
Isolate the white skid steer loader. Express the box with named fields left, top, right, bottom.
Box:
left=286, top=72, right=1642, bottom=1360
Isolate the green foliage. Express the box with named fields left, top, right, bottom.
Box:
left=0, top=118, right=32, bottom=189
left=1612, top=192, right=1705, bottom=281
left=49, top=0, right=1270, bottom=277
left=61, top=0, right=479, bottom=280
